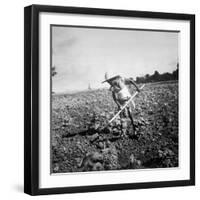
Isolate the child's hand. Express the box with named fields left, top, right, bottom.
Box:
left=137, top=88, right=140, bottom=92
left=118, top=105, right=123, bottom=110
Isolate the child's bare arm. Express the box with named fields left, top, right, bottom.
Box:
left=112, top=92, right=121, bottom=109
left=125, top=78, right=140, bottom=92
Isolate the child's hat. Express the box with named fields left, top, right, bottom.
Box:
left=102, top=72, right=121, bottom=83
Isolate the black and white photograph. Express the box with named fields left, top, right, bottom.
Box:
left=23, top=4, right=195, bottom=195
left=51, top=25, right=179, bottom=174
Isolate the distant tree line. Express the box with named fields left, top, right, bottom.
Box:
left=51, top=66, right=57, bottom=94
left=52, top=66, right=57, bottom=77
left=135, top=63, right=179, bottom=84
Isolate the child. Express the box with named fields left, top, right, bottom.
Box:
left=102, top=73, right=140, bottom=137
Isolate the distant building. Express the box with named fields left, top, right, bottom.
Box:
left=88, top=84, right=92, bottom=90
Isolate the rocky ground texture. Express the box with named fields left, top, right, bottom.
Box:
left=51, top=81, right=178, bottom=173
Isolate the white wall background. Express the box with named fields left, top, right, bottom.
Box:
left=0, top=0, right=199, bottom=199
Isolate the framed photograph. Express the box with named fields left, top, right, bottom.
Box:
left=24, top=4, right=195, bottom=195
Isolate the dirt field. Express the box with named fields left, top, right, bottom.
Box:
left=51, top=81, right=178, bottom=173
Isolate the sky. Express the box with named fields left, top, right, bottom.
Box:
left=52, top=26, right=179, bottom=93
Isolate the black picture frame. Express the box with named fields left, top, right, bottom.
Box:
left=24, top=4, right=195, bottom=196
